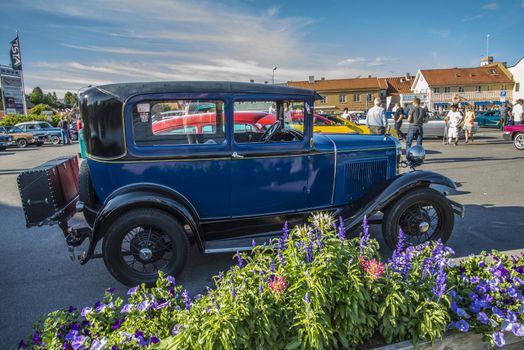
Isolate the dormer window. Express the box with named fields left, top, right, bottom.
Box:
left=489, top=69, right=497, bottom=75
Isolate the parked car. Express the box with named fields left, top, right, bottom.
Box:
left=304, top=114, right=399, bottom=139
left=0, top=133, right=13, bottom=150
left=475, top=110, right=501, bottom=128
left=17, top=81, right=463, bottom=286
left=388, top=113, right=478, bottom=139
left=15, top=121, right=63, bottom=144
left=503, top=124, right=524, bottom=150
left=0, top=125, right=44, bottom=148
left=69, top=125, right=79, bottom=141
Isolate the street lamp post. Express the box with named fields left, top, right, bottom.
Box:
left=272, top=67, right=277, bottom=84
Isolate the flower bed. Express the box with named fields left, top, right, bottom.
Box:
left=18, top=213, right=524, bottom=349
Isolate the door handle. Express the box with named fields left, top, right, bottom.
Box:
left=232, top=152, right=244, bottom=159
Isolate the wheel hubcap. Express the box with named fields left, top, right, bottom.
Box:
left=139, top=247, right=153, bottom=261
left=516, top=135, right=524, bottom=149
left=418, top=221, right=430, bottom=233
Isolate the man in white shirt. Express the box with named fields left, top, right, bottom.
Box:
left=366, top=98, right=387, bottom=134
left=512, top=99, right=524, bottom=125
left=341, top=108, right=350, bottom=120
left=444, top=104, right=463, bottom=146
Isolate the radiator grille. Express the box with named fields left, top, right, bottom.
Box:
left=345, top=159, right=389, bottom=195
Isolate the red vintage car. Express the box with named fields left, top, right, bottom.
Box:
left=502, top=125, right=524, bottom=150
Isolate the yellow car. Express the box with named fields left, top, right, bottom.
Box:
left=290, top=115, right=398, bottom=139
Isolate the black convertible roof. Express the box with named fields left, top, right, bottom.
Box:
left=91, top=81, right=322, bottom=102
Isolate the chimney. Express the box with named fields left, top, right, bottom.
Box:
left=321, top=77, right=325, bottom=80
left=406, top=72, right=411, bottom=79
left=264, top=81, right=268, bottom=84
left=368, top=75, right=372, bottom=78
left=249, top=79, right=254, bottom=83
left=308, top=75, right=315, bottom=83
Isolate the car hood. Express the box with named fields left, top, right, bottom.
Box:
left=313, top=133, right=399, bottom=153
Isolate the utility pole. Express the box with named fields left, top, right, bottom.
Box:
left=272, top=67, right=277, bottom=84
left=486, top=34, right=490, bottom=58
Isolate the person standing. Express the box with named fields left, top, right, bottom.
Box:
left=392, top=103, right=405, bottom=140
left=365, top=98, right=387, bottom=134
left=499, top=103, right=510, bottom=129
left=512, top=99, right=524, bottom=125
left=58, top=117, right=71, bottom=145
left=463, top=105, right=475, bottom=143
left=405, top=98, right=426, bottom=149
left=444, top=104, right=463, bottom=146
left=341, top=107, right=350, bottom=120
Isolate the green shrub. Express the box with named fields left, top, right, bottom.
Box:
left=18, top=213, right=523, bottom=350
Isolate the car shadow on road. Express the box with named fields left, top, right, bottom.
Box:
left=0, top=151, right=16, bottom=156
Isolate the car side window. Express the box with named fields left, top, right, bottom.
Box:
left=132, top=99, right=226, bottom=146
left=233, top=100, right=305, bottom=143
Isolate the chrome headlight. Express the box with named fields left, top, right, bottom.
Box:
left=407, top=145, right=426, bottom=167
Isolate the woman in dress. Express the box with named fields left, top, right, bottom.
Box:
left=463, top=105, right=475, bottom=143
left=444, top=104, right=463, bottom=146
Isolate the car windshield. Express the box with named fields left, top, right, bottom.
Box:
left=7, top=126, right=23, bottom=133
left=39, top=123, right=51, bottom=128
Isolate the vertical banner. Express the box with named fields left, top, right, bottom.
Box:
left=10, top=35, right=22, bottom=70
left=0, top=68, right=25, bottom=115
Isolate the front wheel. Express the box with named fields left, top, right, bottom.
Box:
left=514, top=133, right=524, bottom=150
left=102, top=208, right=189, bottom=286
left=17, top=139, right=28, bottom=148
left=382, top=188, right=454, bottom=250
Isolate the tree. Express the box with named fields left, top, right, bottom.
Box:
left=63, top=91, right=78, bottom=107
left=42, top=92, right=57, bottom=106
left=30, top=87, right=44, bottom=105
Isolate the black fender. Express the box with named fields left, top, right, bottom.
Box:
left=81, top=183, right=201, bottom=264
left=340, top=170, right=463, bottom=231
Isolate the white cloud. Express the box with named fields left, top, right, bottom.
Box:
left=429, top=29, right=451, bottom=39
left=482, top=2, right=499, bottom=10
left=338, top=57, right=366, bottom=65
left=367, top=56, right=396, bottom=67
left=266, top=6, right=280, bottom=17
left=461, top=14, right=484, bottom=22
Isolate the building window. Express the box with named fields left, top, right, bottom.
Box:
left=458, top=87, right=464, bottom=93
left=339, top=95, right=347, bottom=103
left=353, top=94, right=360, bottom=102
left=320, top=96, right=327, bottom=104
left=433, top=87, right=440, bottom=93
left=501, top=84, right=506, bottom=91
left=476, top=86, right=482, bottom=92
left=517, top=83, right=520, bottom=92
left=487, top=85, right=492, bottom=91
left=366, top=93, right=373, bottom=102
left=444, top=87, right=451, bottom=93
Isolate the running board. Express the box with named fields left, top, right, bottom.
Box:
left=204, top=232, right=280, bottom=254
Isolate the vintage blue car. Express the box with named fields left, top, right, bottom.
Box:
left=475, top=110, right=502, bottom=128
left=18, top=82, right=464, bottom=286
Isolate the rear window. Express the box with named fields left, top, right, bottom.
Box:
left=132, top=99, right=226, bottom=146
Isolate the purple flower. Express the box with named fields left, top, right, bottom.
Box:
left=506, top=287, right=518, bottom=298
left=477, top=312, right=489, bottom=324
left=277, top=249, right=286, bottom=267
left=111, top=319, right=123, bottom=330
left=91, top=338, right=107, bottom=350
left=470, top=276, right=480, bottom=284
left=432, top=264, right=447, bottom=299
left=492, top=332, right=505, bottom=347
left=71, top=336, right=85, bottom=350
left=67, top=306, right=76, bottom=313
left=31, top=331, right=41, bottom=345
left=81, top=307, right=92, bottom=317
left=127, top=286, right=139, bottom=295
left=492, top=306, right=505, bottom=319
left=270, top=260, right=276, bottom=272
left=218, top=272, right=223, bottom=281
left=121, top=304, right=134, bottom=313
left=171, top=324, right=183, bottom=336
left=455, top=307, right=470, bottom=318
left=338, top=217, right=346, bottom=242
left=506, top=310, right=518, bottom=323
left=18, top=340, right=26, bottom=349
left=236, top=251, right=244, bottom=268
left=231, top=286, right=237, bottom=298
left=107, top=287, right=115, bottom=294
left=70, top=323, right=81, bottom=331
left=252, top=239, right=256, bottom=249
left=152, top=299, right=170, bottom=309
left=469, top=300, right=483, bottom=313
left=282, top=221, right=289, bottom=242
left=396, top=227, right=405, bottom=253
left=137, top=300, right=151, bottom=312
left=134, top=330, right=144, bottom=338
left=455, top=320, right=469, bottom=332
left=137, top=336, right=148, bottom=347
left=111, top=347, right=119, bottom=350
left=448, top=290, right=457, bottom=298
left=305, top=242, right=314, bottom=263
left=259, top=284, right=263, bottom=298
left=65, top=330, right=78, bottom=341
left=479, top=260, right=486, bottom=268
left=512, top=323, right=524, bottom=337
left=305, top=293, right=310, bottom=304
left=359, top=216, right=369, bottom=253
left=166, top=275, right=176, bottom=285
left=150, top=336, right=160, bottom=344
left=519, top=305, right=524, bottom=314
left=182, top=289, right=191, bottom=310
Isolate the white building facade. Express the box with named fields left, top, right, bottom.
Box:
left=509, top=57, right=524, bottom=101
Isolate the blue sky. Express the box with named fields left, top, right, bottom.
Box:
left=0, top=0, right=523, bottom=96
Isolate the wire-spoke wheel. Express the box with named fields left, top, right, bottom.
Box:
left=103, top=208, right=189, bottom=286
left=514, top=133, right=524, bottom=151
left=382, top=188, right=454, bottom=250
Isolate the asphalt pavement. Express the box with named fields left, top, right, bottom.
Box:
left=1, top=130, right=523, bottom=347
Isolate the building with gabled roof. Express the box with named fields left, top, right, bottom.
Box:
left=509, top=56, right=524, bottom=101
left=287, top=76, right=387, bottom=113
left=411, top=62, right=514, bottom=111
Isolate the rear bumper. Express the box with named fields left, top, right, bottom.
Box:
left=503, top=132, right=512, bottom=141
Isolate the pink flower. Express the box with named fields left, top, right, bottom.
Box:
left=359, top=257, right=384, bottom=280
left=268, top=275, right=288, bottom=294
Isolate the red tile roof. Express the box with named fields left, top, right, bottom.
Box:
left=287, top=77, right=384, bottom=91
left=420, top=64, right=513, bottom=86
left=384, top=76, right=414, bottom=95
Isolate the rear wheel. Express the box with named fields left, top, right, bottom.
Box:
left=382, top=188, right=454, bottom=250
left=514, top=133, right=524, bottom=151
left=16, top=139, right=28, bottom=148
left=102, top=208, right=189, bottom=286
